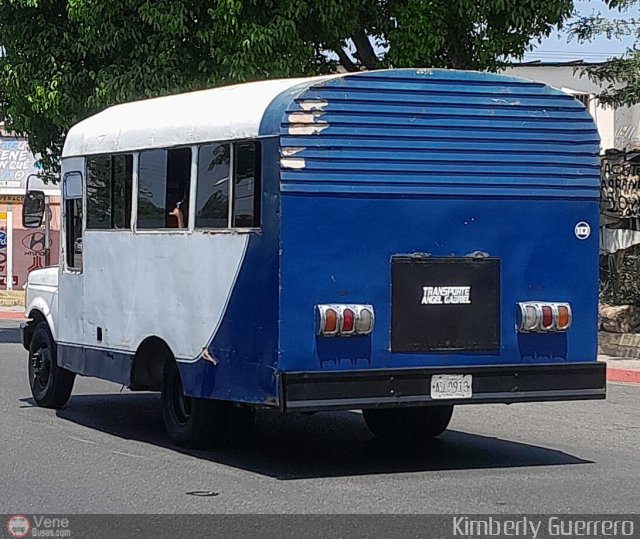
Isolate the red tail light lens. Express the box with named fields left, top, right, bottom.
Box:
left=541, top=306, right=553, bottom=329
left=341, top=308, right=355, bottom=334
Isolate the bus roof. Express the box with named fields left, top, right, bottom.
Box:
left=62, top=75, right=339, bottom=157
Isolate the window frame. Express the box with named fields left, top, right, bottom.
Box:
left=134, top=145, right=194, bottom=233
left=62, top=170, right=84, bottom=274
left=85, top=152, right=135, bottom=231
left=81, top=139, right=262, bottom=236
left=194, top=138, right=261, bottom=232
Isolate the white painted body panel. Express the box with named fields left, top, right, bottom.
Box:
left=56, top=231, right=249, bottom=360
left=24, top=267, right=59, bottom=340
left=62, top=75, right=341, bottom=158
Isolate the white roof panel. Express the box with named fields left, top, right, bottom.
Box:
left=62, top=75, right=338, bottom=157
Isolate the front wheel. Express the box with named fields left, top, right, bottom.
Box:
left=28, top=322, right=75, bottom=408
left=161, top=359, right=254, bottom=448
left=362, top=405, right=454, bottom=441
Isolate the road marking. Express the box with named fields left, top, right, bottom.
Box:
left=68, top=435, right=96, bottom=445
left=109, top=449, right=146, bottom=459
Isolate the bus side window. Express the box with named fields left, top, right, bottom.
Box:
left=86, top=154, right=133, bottom=229
left=194, top=140, right=260, bottom=230
left=137, top=147, right=191, bottom=229
left=195, top=143, right=230, bottom=228
left=232, top=141, right=260, bottom=228
left=63, top=171, right=83, bottom=271
left=66, top=199, right=83, bottom=269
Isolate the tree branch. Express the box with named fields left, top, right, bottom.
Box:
left=335, top=46, right=360, bottom=72
left=351, top=28, right=378, bottom=70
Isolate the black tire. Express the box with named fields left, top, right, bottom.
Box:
left=161, top=359, right=254, bottom=449
left=362, top=405, right=454, bottom=441
left=28, top=322, right=75, bottom=408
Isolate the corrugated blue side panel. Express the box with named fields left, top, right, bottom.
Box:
left=272, top=69, right=601, bottom=374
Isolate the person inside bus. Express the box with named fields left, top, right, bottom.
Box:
left=168, top=198, right=186, bottom=228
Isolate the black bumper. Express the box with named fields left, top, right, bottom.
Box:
left=279, top=362, right=606, bottom=412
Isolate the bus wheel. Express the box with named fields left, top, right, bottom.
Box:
left=161, top=359, right=254, bottom=449
left=28, top=322, right=75, bottom=408
left=362, top=405, right=454, bottom=441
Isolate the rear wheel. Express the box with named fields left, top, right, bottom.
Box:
left=28, top=322, right=75, bottom=408
left=362, top=405, right=454, bottom=441
left=161, top=359, right=254, bottom=448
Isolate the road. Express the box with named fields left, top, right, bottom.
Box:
left=0, top=320, right=638, bottom=514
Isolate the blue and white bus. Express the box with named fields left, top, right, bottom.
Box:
left=21, top=69, right=606, bottom=448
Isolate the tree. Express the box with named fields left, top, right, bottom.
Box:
left=569, top=0, right=640, bottom=107
left=0, top=0, right=575, bottom=177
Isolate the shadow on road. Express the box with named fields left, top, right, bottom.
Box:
left=29, top=392, right=591, bottom=480
left=0, top=326, right=22, bottom=344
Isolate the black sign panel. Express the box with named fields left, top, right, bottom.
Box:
left=391, top=257, right=500, bottom=353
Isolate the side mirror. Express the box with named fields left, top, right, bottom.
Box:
left=22, top=190, right=46, bottom=228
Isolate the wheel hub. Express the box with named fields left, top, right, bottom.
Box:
left=32, top=346, right=51, bottom=389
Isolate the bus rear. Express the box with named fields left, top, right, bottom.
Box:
left=273, top=69, right=605, bottom=427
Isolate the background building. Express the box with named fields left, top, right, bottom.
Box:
left=503, top=61, right=640, bottom=152
left=0, top=123, right=60, bottom=290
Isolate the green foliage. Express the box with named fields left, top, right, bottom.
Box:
left=0, top=0, right=575, bottom=177
left=569, top=0, right=640, bottom=107
left=600, top=247, right=640, bottom=305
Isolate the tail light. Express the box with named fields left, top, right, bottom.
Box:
left=317, top=304, right=374, bottom=337
left=516, top=302, right=572, bottom=333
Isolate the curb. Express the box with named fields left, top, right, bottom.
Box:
left=607, top=367, right=640, bottom=385
left=0, top=312, right=24, bottom=320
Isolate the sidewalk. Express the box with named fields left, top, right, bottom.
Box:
left=599, top=355, right=640, bottom=385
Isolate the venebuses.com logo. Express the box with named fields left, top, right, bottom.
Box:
left=5, top=515, right=71, bottom=538
left=6, top=515, right=30, bottom=539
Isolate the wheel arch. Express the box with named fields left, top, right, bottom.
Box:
left=24, top=305, right=56, bottom=350
left=130, top=336, right=173, bottom=390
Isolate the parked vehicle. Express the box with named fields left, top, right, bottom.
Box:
left=21, top=69, right=606, bottom=447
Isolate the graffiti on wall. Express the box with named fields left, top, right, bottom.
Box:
left=601, top=149, right=640, bottom=218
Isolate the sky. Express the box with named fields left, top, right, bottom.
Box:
left=523, top=0, right=638, bottom=62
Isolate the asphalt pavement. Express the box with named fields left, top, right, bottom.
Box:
left=1, top=319, right=639, bottom=514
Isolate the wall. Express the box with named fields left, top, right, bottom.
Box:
left=0, top=132, right=60, bottom=289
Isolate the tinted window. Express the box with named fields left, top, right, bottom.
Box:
left=86, top=154, right=133, bottom=230
left=166, top=148, right=192, bottom=228
left=137, top=148, right=191, bottom=229
left=232, top=141, right=260, bottom=228
left=63, top=171, right=83, bottom=271
left=112, top=154, right=133, bottom=228
left=137, top=150, right=167, bottom=229
left=195, top=143, right=230, bottom=228
left=86, top=155, right=111, bottom=229
left=66, top=199, right=83, bottom=269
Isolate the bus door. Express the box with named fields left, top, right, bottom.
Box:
left=57, top=163, right=85, bottom=349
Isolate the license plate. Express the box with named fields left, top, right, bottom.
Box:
left=430, top=374, right=473, bottom=399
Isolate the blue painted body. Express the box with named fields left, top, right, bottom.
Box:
left=181, top=69, right=600, bottom=403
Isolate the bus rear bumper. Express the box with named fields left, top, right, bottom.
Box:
left=278, top=362, right=606, bottom=412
